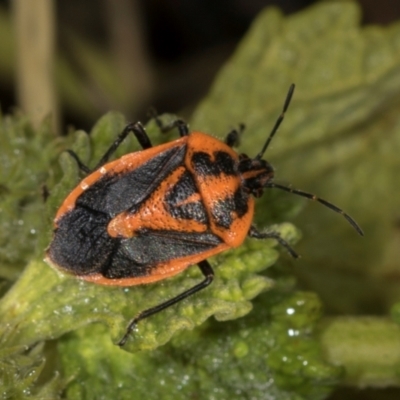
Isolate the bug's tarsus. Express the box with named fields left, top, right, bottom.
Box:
left=149, top=108, right=189, bottom=137
left=267, top=183, right=364, bottom=236
left=174, top=120, right=190, bottom=137
left=256, top=83, right=295, bottom=160
left=118, top=260, right=214, bottom=346
left=225, top=123, right=245, bottom=147
left=248, top=225, right=300, bottom=258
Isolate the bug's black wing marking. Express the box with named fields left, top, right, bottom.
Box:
left=47, top=207, right=119, bottom=275
left=165, top=170, right=208, bottom=224
left=101, top=230, right=223, bottom=279
left=48, top=212, right=221, bottom=278
left=77, top=144, right=187, bottom=216
left=211, top=188, right=249, bottom=229
left=191, top=151, right=237, bottom=177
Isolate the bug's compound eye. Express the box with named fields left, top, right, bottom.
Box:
left=238, top=158, right=274, bottom=196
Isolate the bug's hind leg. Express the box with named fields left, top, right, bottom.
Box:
left=248, top=225, right=299, bottom=259
left=148, top=107, right=189, bottom=137
left=118, top=260, right=214, bottom=346
left=225, top=123, right=245, bottom=147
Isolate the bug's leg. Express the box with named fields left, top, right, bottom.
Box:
left=41, top=184, right=50, bottom=202
left=225, top=123, right=245, bottom=147
left=67, top=122, right=153, bottom=174
left=148, top=107, right=189, bottom=137
left=65, top=150, right=92, bottom=174
left=248, top=225, right=299, bottom=259
left=118, top=260, right=214, bottom=346
left=93, top=122, right=152, bottom=170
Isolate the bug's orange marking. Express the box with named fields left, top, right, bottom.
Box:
left=79, top=242, right=229, bottom=286
left=107, top=166, right=207, bottom=238
left=185, top=132, right=254, bottom=247
left=241, top=169, right=264, bottom=180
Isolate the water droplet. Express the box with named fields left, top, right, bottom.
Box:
left=286, top=307, right=295, bottom=315
left=63, top=305, right=73, bottom=314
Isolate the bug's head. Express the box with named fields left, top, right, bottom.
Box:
left=236, top=84, right=364, bottom=236
left=239, top=154, right=274, bottom=198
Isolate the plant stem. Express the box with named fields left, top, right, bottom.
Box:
left=12, top=0, right=59, bottom=133
left=318, top=317, right=400, bottom=387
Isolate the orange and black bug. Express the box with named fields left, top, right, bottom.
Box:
left=45, top=84, right=363, bottom=346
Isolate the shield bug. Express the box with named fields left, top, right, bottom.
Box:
left=46, top=84, right=363, bottom=346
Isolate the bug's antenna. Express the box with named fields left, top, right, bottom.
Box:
left=255, top=83, right=295, bottom=160
left=266, top=182, right=364, bottom=236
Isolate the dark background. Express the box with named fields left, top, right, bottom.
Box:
left=1, top=0, right=400, bottom=132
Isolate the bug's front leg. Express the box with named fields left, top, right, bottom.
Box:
left=67, top=122, right=154, bottom=174
left=93, top=122, right=153, bottom=170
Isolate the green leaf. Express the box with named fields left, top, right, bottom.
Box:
left=0, top=112, right=69, bottom=281
left=0, top=231, right=297, bottom=352
left=0, top=341, right=64, bottom=399
left=59, top=292, right=338, bottom=400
